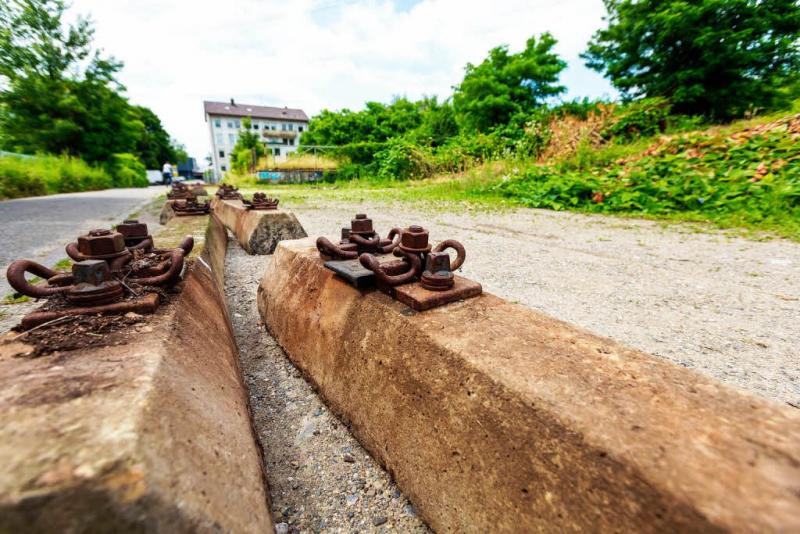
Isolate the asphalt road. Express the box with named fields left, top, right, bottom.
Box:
left=0, top=187, right=165, bottom=296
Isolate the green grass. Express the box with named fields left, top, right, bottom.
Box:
left=0, top=154, right=113, bottom=200
left=238, top=110, right=799, bottom=241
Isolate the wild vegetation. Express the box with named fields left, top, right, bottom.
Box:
left=291, top=0, right=800, bottom=238
left=0, top=0, right=183, bottom=199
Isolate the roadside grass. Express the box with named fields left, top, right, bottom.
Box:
left=228, top=110, right=800, bottom=241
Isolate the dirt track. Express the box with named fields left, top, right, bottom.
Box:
left=290, top=200, right=800, bottom=407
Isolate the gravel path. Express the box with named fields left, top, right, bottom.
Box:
left=0, top=187, right=166, bottom=296
left=289, top=200, right=800, bottom=407
left=224, top=240, right=431, bottom=534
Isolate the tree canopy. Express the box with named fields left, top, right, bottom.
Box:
left=583, top=0, right=800, bottom=118
left=0, top=0, right=180, bottom=167
left=453, top=33, right=566, bottom=132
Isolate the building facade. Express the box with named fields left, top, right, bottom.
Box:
left=204, top=99, right=309, bottom=180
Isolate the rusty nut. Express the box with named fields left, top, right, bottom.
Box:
left=77, top=229, right=126, bottom=257
left=116, top=219, right=149, bottom=240
left=350, top=213, right=374, bottom=235
left=399, top=225, right=430, bottom=253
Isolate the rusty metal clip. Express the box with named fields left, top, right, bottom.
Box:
left=216, top=183, right=242, bottom=200
left=316, top=214, right=400, bottom=260
left=244, top=192, right=279, bottom=210
left=173, top=197, right=211, bottom=216
left=358, top=225, right=466, bottom=289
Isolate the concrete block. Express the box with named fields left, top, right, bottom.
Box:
left=0, top=216, right=273, bottom=533
left=257, top=238, right=800, bottom=533
left=211, top=198, right=306, bottom=255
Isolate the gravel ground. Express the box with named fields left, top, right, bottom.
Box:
left=289, top=200, right=799, bottom=407
left=224, top=240, right=431, bottom=534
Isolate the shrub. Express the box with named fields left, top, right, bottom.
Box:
left=601, top=98, right=671, bottom=141
left=105, top=153, right=147, bottom=188
left=0, top=154, right=114, bottom=200
left=373, top=139, right=435, bottom=180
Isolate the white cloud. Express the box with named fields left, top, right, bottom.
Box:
left=69, top=0, right=615, bottom=161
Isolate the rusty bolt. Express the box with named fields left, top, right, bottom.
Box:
left=420, top=251, right=454, bottom=291
left=72, top=259, right=111, bottom=286
left=350, top=213, right=374, bottom=235
left=77, top=229, right=126, bottom=257
left=399, top=225, right=430, bottom=253
left=116, top=219, right=149, bottom=240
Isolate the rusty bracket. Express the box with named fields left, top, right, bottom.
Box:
left=244, top=192, right=279, bottom=210
left=167, top=182, right=195, bottom=200
left=323, top=222, right=480, bottom=310
left=173, top=197, right=211, bottom=216
left=215, top=183, right=243, bottom=200
left=316, top=213, right=400, bottom=260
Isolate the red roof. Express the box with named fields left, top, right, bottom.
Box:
left=203, top=100, right=308, bottom=122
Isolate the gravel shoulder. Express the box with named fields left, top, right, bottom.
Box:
left=290, top=199, right=800, bottom=407
left=224, top=241, right=431, bottom=534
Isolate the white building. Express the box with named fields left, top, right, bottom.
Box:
left=204, top=99, right=309, bottom=180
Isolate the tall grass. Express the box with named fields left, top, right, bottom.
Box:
left=258, top=153, right=338, bottom=171
left=0, top=153, right=149, bottom=200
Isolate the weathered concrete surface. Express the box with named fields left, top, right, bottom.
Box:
left=211, top=198, right=306, bottom=255
left=0, top=216, right=273, bottom=533
left=257, top=238, right=800, bottom=533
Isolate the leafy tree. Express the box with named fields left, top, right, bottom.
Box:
left=132, top=106, right=176, bottom=168
left=302, top=97, right=423, bottom=146
left=231, top=117, right=265, bottom=172
left=452, top=33, right=566, bottom=132
left=171, top=139, right=189, bottom=165
left=408, top=96, right=459, bottom=147
left=0, top=0, right=183, bottom=167
left=583, top=0, right=800, bottom=119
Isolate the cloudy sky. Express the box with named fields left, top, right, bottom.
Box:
left=69, top=0, right=616, bottom=161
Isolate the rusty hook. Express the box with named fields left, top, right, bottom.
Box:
left=379, top=228, right=402, bottom=254
left=432, top=239, right=466, bottom=271
left=6, top=260, right=73, bottom=298
left=316, top=236, right=358, bottom=260
left=359, top=250, right=422, bottom=287
left=348, top=232, right=381, bottom=249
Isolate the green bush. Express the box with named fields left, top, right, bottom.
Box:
left=0, top=154, right=114, bottom=199
left=487, top=125, right=800, bottom=237
left=105, top=153, right=147, bottom=188
left=601, top=97, right=671, bottom=141
left=328, top=142, right=388, bottom=165
left=373, top=139, right=435, bottom=180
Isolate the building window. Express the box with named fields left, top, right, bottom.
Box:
left=290, top=138, right=295, bottom=146
left=234, top=120, right=241, bottom=128
left=281, top=123, right=287, bottom=131
left=215, top=133, right=223, bottom=145
left=274, top=148, right=280, bottom=156
left=219, top=150, right=225, bottom=158
left=227, top=121, right=234, bottom=128
left=253, top=123, right=259, bottom=129
left=214, top=118, right=221, bottom=128
left=299, top=126, right=304, bottom=132
left=229, top=134, right=236, bottom=144
left=288, top=123, right=294, bottom=131
left=221, top=165, right=227, bottom=171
